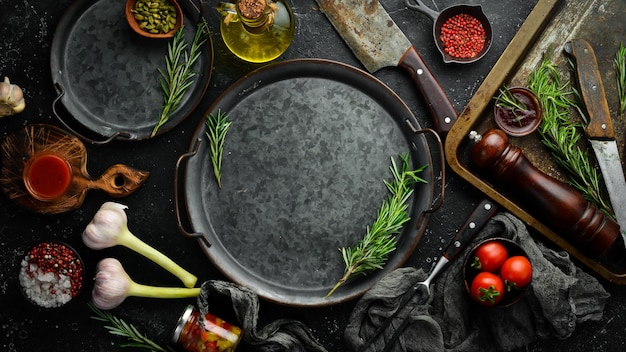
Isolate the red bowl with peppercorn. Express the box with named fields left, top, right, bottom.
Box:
left=18, top=241, right=85, bottom=308
left=463, top=237, right=532, bottom=308
left=433, top=4, right=492, bottom=64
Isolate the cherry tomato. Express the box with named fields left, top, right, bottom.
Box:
left=500, top=255, right=532, bottom=290
left=471, top=240, right=508, bottom=272
left=470, top=271, right=505, bottom=306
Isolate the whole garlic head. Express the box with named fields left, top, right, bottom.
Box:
left=0, top=77, right=25, bottom=117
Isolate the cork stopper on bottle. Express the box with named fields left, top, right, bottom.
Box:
left=238, top=0, right=266, bottom=20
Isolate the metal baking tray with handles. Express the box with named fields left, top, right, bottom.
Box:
left=445, top=0, right=626, bottom=284
left=174, top=59, right=444, bottom=306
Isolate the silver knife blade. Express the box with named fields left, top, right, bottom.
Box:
left=316, top=0, right=410, bottom=73
left=315, top=0, right=457, bottom=136
left=565, top=38, right=626, bottom=241
left=589, top=140, right=626, bottom=230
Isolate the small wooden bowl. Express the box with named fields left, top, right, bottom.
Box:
left=125, top=0, right=183, bottom=39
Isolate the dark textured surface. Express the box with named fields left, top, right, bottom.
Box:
left=2, top=0, right=626, bottom=351
left=50, top=0, right=212, bottom=139
left=183, top=60, right=433, bottom=306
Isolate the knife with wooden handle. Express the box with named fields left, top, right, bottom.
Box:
left=564, top=38, right=626, bottom=243
left=315, top=0, right=457, bottom=136
left=470, top=128, right=626, bottom=265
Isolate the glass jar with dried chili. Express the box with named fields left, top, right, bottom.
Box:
left=173, top=305, right=243, bottom=352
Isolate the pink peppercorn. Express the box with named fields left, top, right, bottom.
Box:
left=440, top=13, right=486, bottom=59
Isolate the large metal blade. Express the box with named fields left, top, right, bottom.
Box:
left=315, top=0, right=411, bottom=73
left=315, top=0, right=458, bottom=135
left=590, top=140, right=626, bottom=234
left=565, top=39, right=626, bottom=240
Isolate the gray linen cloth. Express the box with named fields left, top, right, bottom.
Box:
left=344, top=212, right=610, bottom=352
left=197, top=280, right=328, bottom=352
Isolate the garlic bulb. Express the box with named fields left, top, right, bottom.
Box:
left=83, top=201, right=198, bottom=288
left=92, top=258, right=200, bottom=310
left=0, top=77, right=25, bottom=117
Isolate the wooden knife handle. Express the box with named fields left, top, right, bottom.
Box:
left=565, top=39, right=615, bottom=139
left=471, top=129, right=624, bottom=261
left=399, top=47, right=458, bottom=137
left=442, top=198, right=498, bottom=261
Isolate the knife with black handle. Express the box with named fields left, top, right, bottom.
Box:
left=359, top=198, right=498, bottom=352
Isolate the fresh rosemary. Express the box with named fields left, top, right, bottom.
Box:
left=326, top=153, right=427, bottom=297
left=152, top=21, right=208, bottom=137
left=205, top=110, right=232, bottom=188
left=88, top=303, right=175, bottom=351
left=494, top=86, right=528, bottom=126
left=615, top=42, right=626, bottom=120
left=527, top=55, right=615, bottom=218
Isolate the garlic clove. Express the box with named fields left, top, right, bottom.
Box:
left=0, top=77, right=26, bottom=117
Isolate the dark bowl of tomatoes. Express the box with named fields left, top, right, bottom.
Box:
left=463, top=237, right=532, bottom=308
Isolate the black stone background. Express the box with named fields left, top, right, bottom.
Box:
left=1, top=0, right=625, bottom=351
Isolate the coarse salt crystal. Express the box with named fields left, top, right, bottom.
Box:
left=19, top=258, right=73, bottom=308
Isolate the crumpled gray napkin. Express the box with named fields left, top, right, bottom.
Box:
left=197, top=280, right=328, bottom=352
left=344, top=212, right=610, bottom=352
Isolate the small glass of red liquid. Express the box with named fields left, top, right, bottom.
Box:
left=23, top=152, right=72, bottom=201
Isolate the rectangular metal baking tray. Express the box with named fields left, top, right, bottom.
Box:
left=445, top=0, right=626, bottom=284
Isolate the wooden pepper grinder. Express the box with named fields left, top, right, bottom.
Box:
left=469, top=128, right=626, bottom=268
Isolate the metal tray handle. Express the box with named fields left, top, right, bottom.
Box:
left=174, top=137, right=211, bottom=248
left=406, top=124, right=445, bottom=230
left=52, top=83, right=132, bottom=145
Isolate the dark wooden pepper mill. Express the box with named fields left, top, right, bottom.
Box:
left=470, top=128, right=626, bottom=268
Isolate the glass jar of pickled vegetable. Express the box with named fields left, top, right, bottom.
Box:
left=173, top=305, right=243, bottom=352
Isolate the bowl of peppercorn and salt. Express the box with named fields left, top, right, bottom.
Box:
left=18, top=241, right=85, bottom=308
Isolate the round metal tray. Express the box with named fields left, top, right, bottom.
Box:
left=177, top=59, right=438, bottom=306
left=50, top=0, right=212, bottom=141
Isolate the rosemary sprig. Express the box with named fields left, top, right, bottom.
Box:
left=152, top=21, right=208, bottom=137
left=326, top=153, right=428, bottom=297
left=494, top=86, right=528, bottom=126
left=615, top=42, right=626, bottom=120
left=527, top=55, right=615, bottom=218
left=88, top=303, right=175, bottom=351
left=205, top=110, right=232, bottom=188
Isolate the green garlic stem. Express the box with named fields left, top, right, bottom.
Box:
left=126, top=281, right=201, bottom=299
left=117, top=228, right=198, bottom=288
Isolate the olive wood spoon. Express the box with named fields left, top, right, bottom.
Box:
left=0, top=124, right=149, bottom=214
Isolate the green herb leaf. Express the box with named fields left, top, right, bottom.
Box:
left=152, top=21, right=208, bottom=137
left=615, top=42, right=626, bottom=120
left=527, top=54, right=615, bottom=219
left=326, top=153, right=428, bottom=297
left=205, top=110, right=232, bottom=188
left=494, top=86, right=529, bottom=126
left=88, top=303, right=175, bottom=351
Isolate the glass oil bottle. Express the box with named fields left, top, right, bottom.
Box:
left=217, top=0, right=295, bottom=63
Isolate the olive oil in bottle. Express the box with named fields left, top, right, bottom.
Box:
left=218, top=0, right=295, bottom=63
